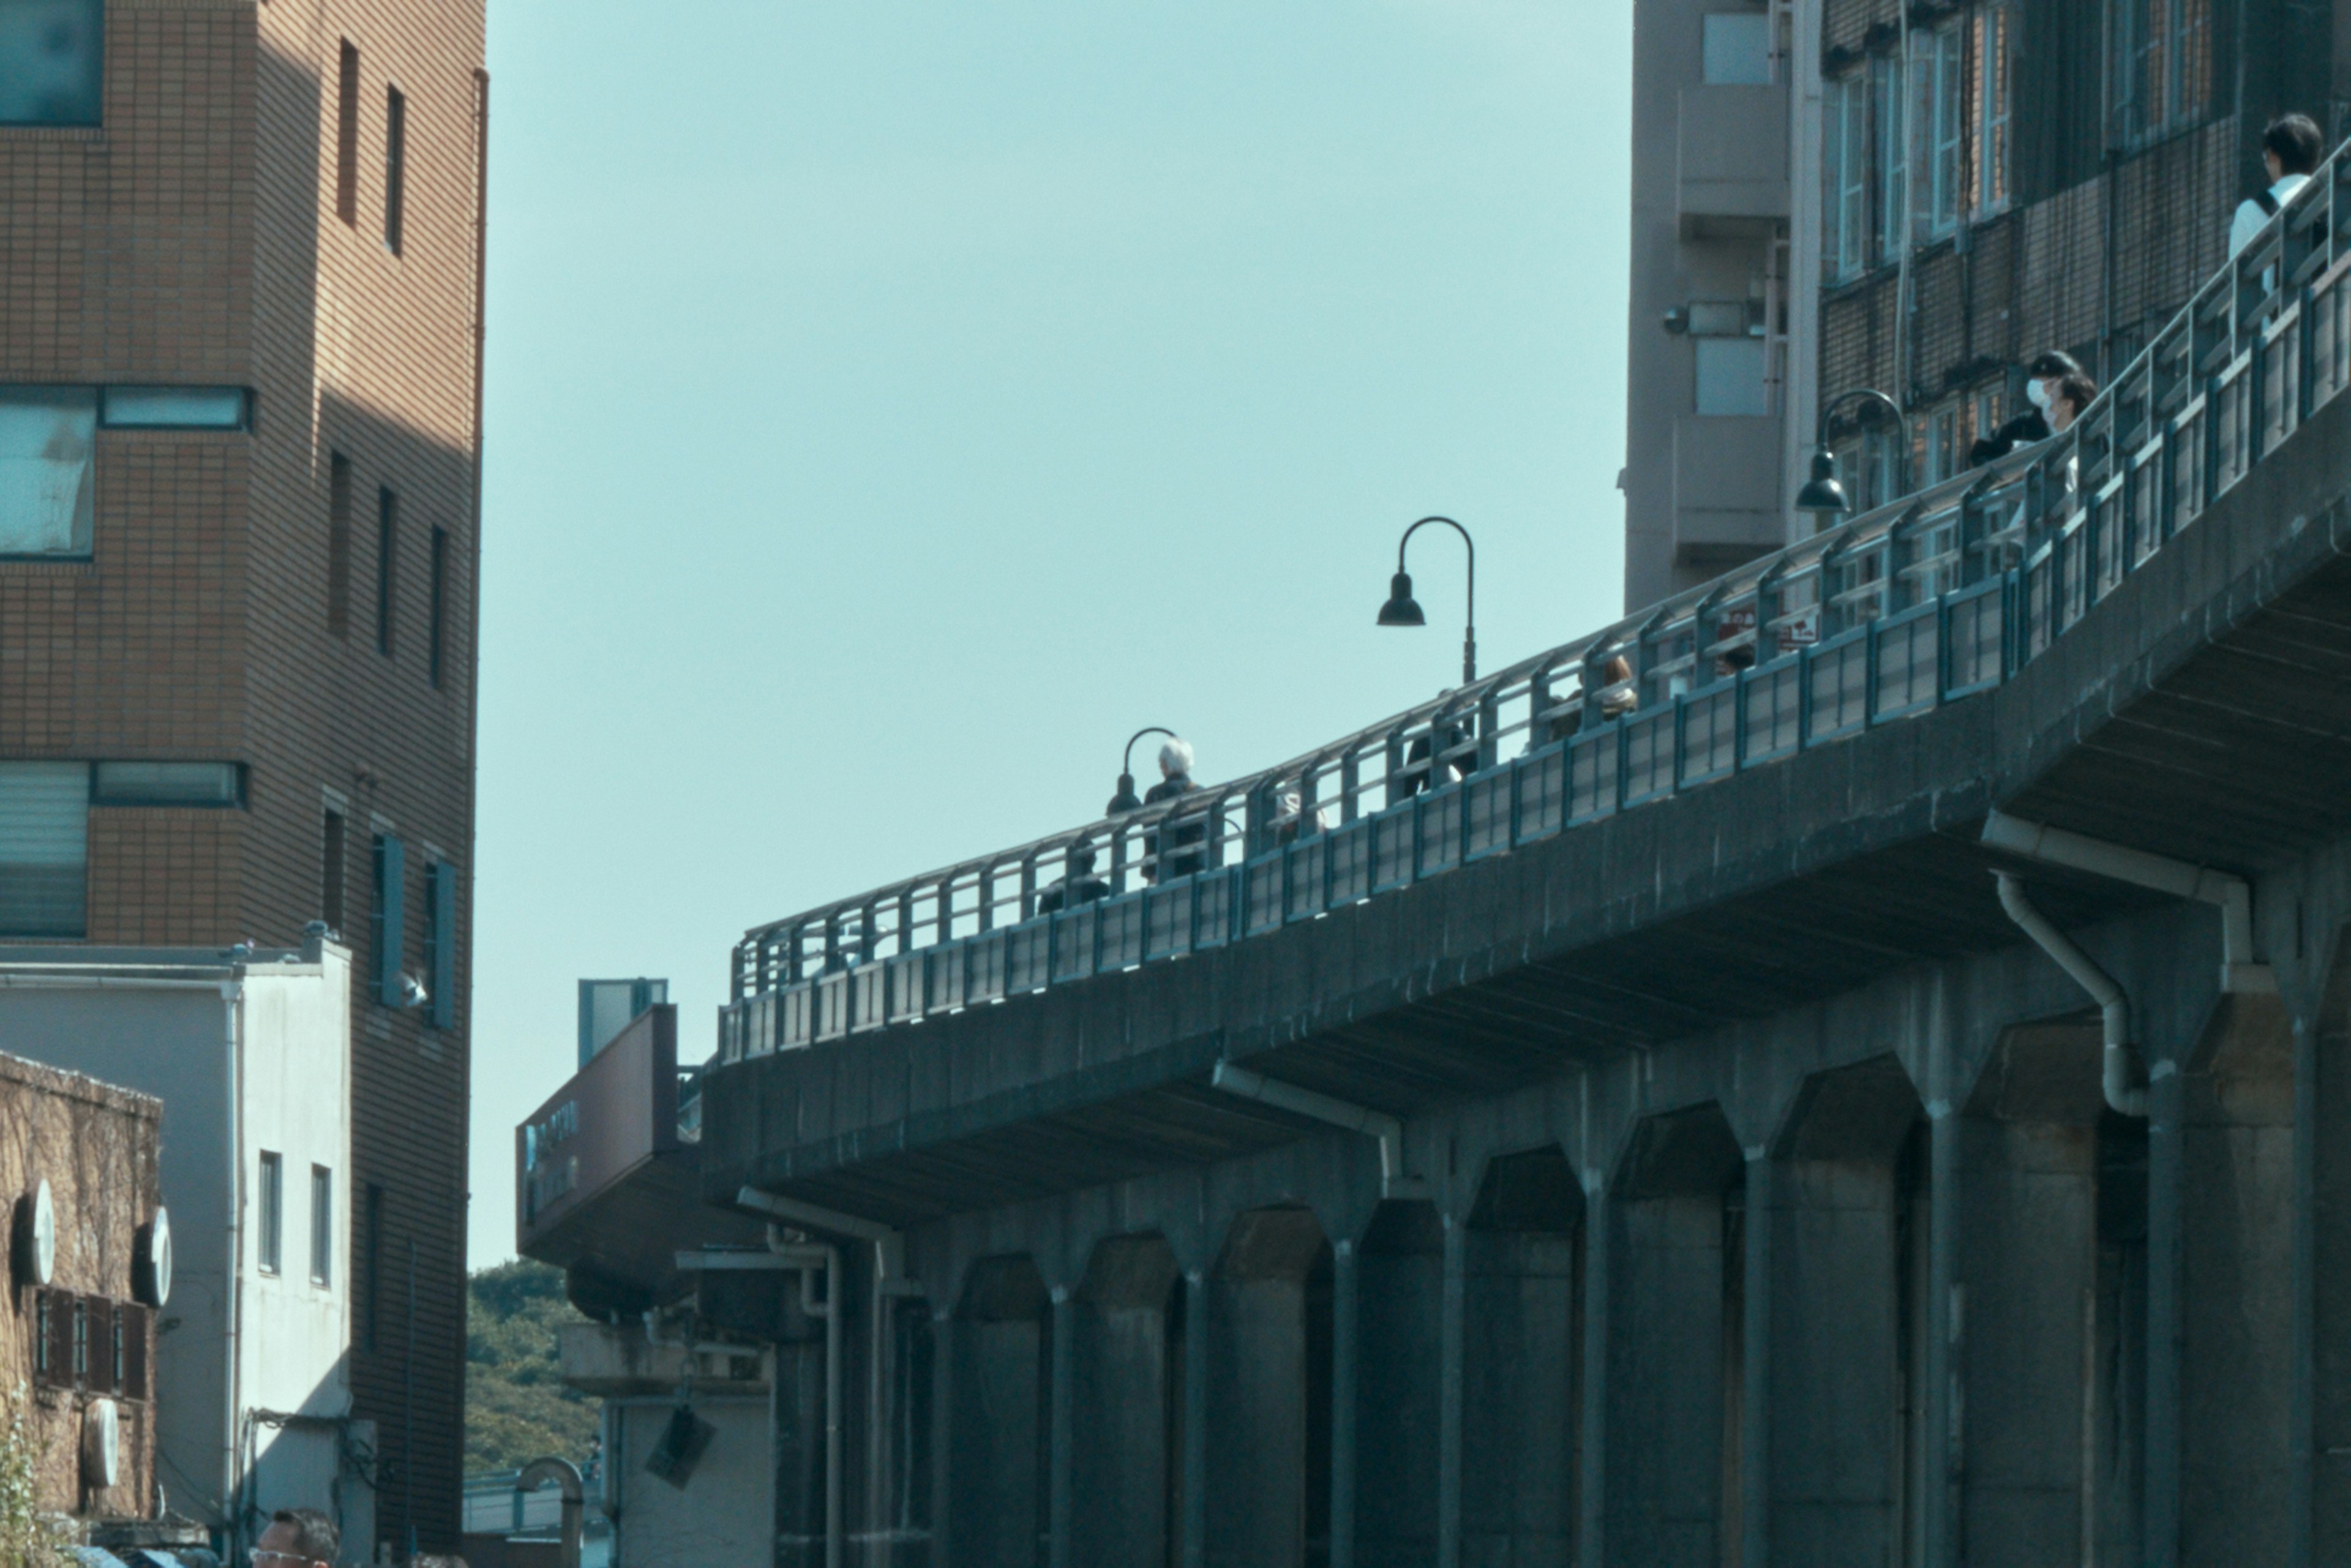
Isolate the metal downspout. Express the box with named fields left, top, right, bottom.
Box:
left=1993, top=873, right=2148, bottom=1116
left=764, top=1232, right=841, bottom=1568
left=222, top=978, right=245, bottom=1551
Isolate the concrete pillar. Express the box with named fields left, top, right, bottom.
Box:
left=1764, top=1056, right=1921, bottom=1564
left=1578, top=1177, right=1610, bottom=1568
left=1932, top=1022, right=2111, bottom=1568
left=1603, top=1105, right=1743, bottom=1567
left=1438, top=1217, right=1465, bottom=1568
left=1463, top=1147, right=1581, bottom=1568
left=2147, top=1060, right=2184, bottom=1568
left=2310, top=944, right=2351, bottom=1558
left=1182, top=1270, right=1208, bottom=1568
left=1071, top=1236, right=1181, bottom=1568
left=931, top=1307, right=954, bottom=1568
left=947, top=1258, right=1049, bottom=1568
left=1047, top=1288, right=1073, bottom=1568
left=1205, top=1207, right=1331, bottom=1568
left=1330, top=1240, right=1358, bottom=1568
left=2179, top=996, right=2297, bottom=1567
left=1739, top=1153, right=1772, bottom=1568
left=1354, top=1201, right=1442, bottom=1568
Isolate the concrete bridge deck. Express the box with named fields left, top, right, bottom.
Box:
left=568, top=162, right=2351, bottom=1568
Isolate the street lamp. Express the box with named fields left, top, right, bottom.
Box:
left=1106, top=726, right=1176, bottom=815
left=1795, top=388, right=1907, bottom=521
left=1378, top=516, right=1477, bottom=685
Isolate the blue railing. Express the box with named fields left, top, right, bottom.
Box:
left=718, top=142, right=2351, bottom=1063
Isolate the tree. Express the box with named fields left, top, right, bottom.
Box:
left=465, top=1259, right=597, bottom=1474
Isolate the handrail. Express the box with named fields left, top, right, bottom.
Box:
left=718, top=138, right=2351, bottom=1056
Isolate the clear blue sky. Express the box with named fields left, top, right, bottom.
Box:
left=470, top=0, right=1634, bottom=1268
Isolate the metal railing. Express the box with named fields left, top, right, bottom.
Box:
left=718, top=145, right=2351, bottom=1063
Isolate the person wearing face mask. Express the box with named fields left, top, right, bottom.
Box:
left=1968, top=351, right=2088, bottom=464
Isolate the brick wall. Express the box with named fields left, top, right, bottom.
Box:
left=0, top=0, right=482, bottom=1550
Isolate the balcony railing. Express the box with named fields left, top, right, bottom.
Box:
left=717, top=143, right=2351, bottom=1063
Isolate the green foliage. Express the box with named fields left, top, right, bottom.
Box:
left=0, top=1389, right=67, bottom=1568
left=465, top=1260, right=598, bottom=1475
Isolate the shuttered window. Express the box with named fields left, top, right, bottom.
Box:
left=373, top=834, right=405, bottom=1006
left=424, top=860, right=457, bottom=1029
left=0, top=763, right=89, bottom=937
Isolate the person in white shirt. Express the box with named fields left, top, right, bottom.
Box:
left=2229, top=113, right=2323, bottom=256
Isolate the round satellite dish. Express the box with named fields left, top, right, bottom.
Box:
left=82, top=1397, right=119, bottom=1488
left=15, top=1180, right=54, bottom=1287
left=135, top=1208, right=172, bottom=1307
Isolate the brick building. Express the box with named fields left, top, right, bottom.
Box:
left=0, top=0, right=485, bottom=1553
left=1622, top=0, right=2346, bottom=607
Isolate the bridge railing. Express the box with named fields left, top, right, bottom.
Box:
left=717, top=144, right=2351, bottom=1063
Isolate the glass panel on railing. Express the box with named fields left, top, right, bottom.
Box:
left=1569, top=731, right=1618, bottom=823
left=1329, top=819, right=1370, bottom=905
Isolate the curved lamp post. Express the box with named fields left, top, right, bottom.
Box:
left=1378, top=516, right=1477, bottom=685
left=1794, top=388, right=1907, bottom=520
left=1106, top=726, right=1177, bottom=814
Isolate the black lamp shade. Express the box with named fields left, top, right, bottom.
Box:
left=1378, top=572, right=1425, bottom=628
left=1793, top=447, right=1850, bottom=515
left=1106, top=772, right=1143, bottom=815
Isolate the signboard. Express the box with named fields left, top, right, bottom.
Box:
left=516, top=1004, right=679, bottom=1248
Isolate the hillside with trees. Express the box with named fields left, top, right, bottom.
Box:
left=466, top=1259, right=598, bottom=1474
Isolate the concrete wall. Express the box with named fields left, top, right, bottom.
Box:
left=0, top=946, right=364, bottom=1557
left=604, top=1394, right=771, bottom=1568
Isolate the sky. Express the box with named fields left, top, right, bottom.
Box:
left=470, top=0, right=1635, bottom=1269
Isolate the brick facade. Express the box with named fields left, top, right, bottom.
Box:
left=0, top=0, right=482, bottom=1551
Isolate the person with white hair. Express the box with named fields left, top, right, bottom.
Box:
left=1142, top=737, right=1207, bottom=879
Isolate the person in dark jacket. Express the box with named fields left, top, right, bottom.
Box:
left=1144, top=738, right=1207, bottom=879
left=1036, top=843, right=1111, bottom=913
left=1970, top=351, right=2088, bottom=463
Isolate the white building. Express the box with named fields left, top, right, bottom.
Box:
left=0, top=935, right=372, bottom=1561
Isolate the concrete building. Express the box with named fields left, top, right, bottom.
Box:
left=0, top=938, right=370, bottom=1561
left=1623, top=0, right=2347, bottom=609
left=0, top=1046, right=165, bottom=1541
left=0, top=0, right=486, bottom=1550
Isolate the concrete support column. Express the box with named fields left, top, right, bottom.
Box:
left=1356, top=1203, right=1442, bottom=1566
left=2292, top=1014, right=2315, bottom=1568
left=1047, top=1288, right=1073, bottom=1568
left=931, top=1308, right=953, bottom=1568
left=1577, top=1180, right=1611, bottom=1568
left=2147, top=1064, right=2184, bottom=1568
left=2179, top=998, right=2297, bottom=1567
left=1461, top=1146, right=1581, bottom=1568
left=1203, top=1209, right=1330, bottom=1568
left=945, top=1261, right=1048, bottom=1568
left=2310, top=969, right=2351, bottom=1558
left=1071, top=1239, right=1180, bottom=1568
left=1330, top=1241, right=1358, bottom=1568
left=1923, top=1107, right=1958, bottom=1568
left=1181, top=1270, right=1207, bottom=1568
left=1438, top=1216, right=1465, bottom=1568
left=1739, top=1153, right=1773, bottom=1568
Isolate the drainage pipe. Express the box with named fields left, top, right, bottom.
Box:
left=1981, top=810, right=2270, bottom=993
left=1994, top=872, right=2147, bottom=1117
left=763, top=1230, right=842, bottom=1568
left=1207, top=1062, right=1417, bottom=1195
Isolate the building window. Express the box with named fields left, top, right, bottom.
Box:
left=1824, top=74, right=1867, bottom=280
left=2114, top=0, right=2213, bottom=146
left=423, top=860, right=457, bottom=1029
left=0, top=387, right=96, bottom=558
left=1871, top=54, right=1907, bottom=263
left=376, top=487, right=397, bottom=656
left=69, top=1298, right=86, bottom=1382
left=99, top=386, right=248, bottom=430
left=328, top=452, right=353, bottom=639
left=336, top=41, right=361, bottom=226
left=322, top=808, right=347, bottom=934
left=1695, top=337, right=1769, bottom=417
left=1918, top=21, right=1965, bottom=238
left=258, top=1152, right=284, bottom=1275
left=372, top=833, right=406, bottom=1007
left=0, top=762, right=88, bottom=939
left=1701, top=12, right=1771, bottom=85
left=362, top=1184, right=384, bottom=1353
left=429, top=526, right=448, bottom=690
left=311, top=1166, right=333, bottom=1286
left=384, top=84, right=406, bottom=255
left=1974, top=6, right=2014, bottom=215
left=91, top=761, right=242, bottom=807
left=0, top=0, right=103, bottom=127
